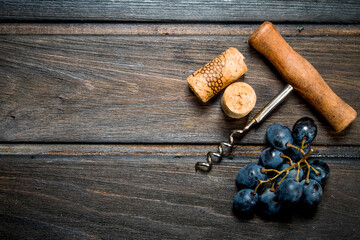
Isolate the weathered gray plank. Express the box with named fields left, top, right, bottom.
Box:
left=0, top=24, right=358, bottom=144
left=0, top=146, right=359, bottom=239
left=0, top=144, right=359, bottom=159
left=1, top=23, right=359, bottom=36
left=0, top=0, right=359, bottom=23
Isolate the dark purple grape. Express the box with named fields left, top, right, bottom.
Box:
left=259, top=147, right=284, bottom=169
left=309, top=160, right=330, bottom=185
left=292, top=117, right=317, bottom=144
left=276, top=163, right=304, bottom=185
left=266, top=123, right=293, bottom=151
left=236, top=164, right=267, bottom=190
left=233, top=189, right=258, bottom=214
left=257, top=188, right=281, bottom=217
left=284, top=143, right=311, bottom=162
left=301, top=179, right=323, bottom=209
left=277, top=179, right=304, bottom=207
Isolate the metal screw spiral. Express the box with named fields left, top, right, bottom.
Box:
left=195, top=121, right=255, bottom=172
left=195, top=84, right=294, bottom=172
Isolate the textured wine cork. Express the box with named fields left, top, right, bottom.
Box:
left=221, top=82, right=256, bottom=119
left=187, top=47, right=247, bottom=103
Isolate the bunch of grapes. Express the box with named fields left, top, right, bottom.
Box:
left=233, top=117, right=330, bottom=218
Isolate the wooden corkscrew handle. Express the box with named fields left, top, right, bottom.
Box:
left=248, top=21, right=356, bottom=132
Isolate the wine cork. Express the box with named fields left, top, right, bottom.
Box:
left=187, top=47, right=247, bottom=103
left=221, top=82, right=256, bottom=119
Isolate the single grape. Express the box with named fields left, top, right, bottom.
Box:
left=309, top=160, right=330, bottom=185
left=257, top=188, right=281, bottom=217
left=276, top=163, right=304, bottom=185
left=292, top=117, right=317, bottom=144
left=236, top=163, right=267, bottom=190
left=284, top=143, right=311, bottom=162
left=301, top=179, right=323, bottom=209
left=266, top=123, right=293, bottom=150
left=259, top=147, right=284, bottom=169
left=277, top=179, right=304, bottom=207
left=233, top=189, right=258, bottom=214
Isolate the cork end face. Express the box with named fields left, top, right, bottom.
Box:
left=227, top=47, right=247, bottom=76
left=221, top=82, right=257, bottom=119
left=187, top=74, right=210, bottom=103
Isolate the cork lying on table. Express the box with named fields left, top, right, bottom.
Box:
left=187, top=47, right=247, bottom=103
left=221, top=82, right=256, bottom=119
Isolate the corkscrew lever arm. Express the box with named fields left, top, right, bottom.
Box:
left=195, top=84, right=294, bottom=172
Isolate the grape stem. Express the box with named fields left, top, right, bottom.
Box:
left=253, top=143, right=316, bottom=193
left=262, top=169, right=280, bottom=174
left=286, top=142, right=304, bottom=155
left=301, top=137, right=307, bottom=149
left=310, top=165, right=320, bottom=176
left=280, top=153, right=293, bottom=165
left=294, top=162, right=301, bottom=182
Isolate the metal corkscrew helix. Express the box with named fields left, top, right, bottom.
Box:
left=195, top=84, right=294, bottom=172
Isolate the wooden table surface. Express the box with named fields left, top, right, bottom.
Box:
left=0, top=1, right=359, bottom=239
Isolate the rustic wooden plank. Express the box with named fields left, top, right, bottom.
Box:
left=0, top=24, right=359, bottom=144
left=0, top=0, right=359, bottom=23
left=1, top=23, right=360, bottom=36
left=0, top=144, right=359, bottom=160
left=0, top=147, right=359, bottom=239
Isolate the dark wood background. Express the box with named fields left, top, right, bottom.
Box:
left=0, top=1, right=359, bottom=239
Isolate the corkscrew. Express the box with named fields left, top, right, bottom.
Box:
left=195, top=84, right=294, bottom=172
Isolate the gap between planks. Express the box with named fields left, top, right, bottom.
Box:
left=0, top=23, right=359, bottom=36
left=0, top=144, right=359, bottom=159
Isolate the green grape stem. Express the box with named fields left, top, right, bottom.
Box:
left=254, top=143, right=316, bottom=193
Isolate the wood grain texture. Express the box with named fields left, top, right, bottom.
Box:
left=0, top=24, right=358, bottom=144
left=249, top=21, right=357, bottom=132
left=1, top=23, right=360, bottom=36
left=0, top=146, right=359, bottom=239
left=0, top=0, right=359, bottom=23
left=0, top=144, right=359, bottom=159
left=1, top=1, right=359, bottom=239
